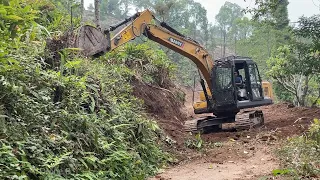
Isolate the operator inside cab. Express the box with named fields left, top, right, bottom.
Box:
left=234, top=71, right=243, bottom=86
left=234, top=70, right=248, bottom=101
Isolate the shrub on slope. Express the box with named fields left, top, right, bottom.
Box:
left=0, top=1, right=175, bottom=179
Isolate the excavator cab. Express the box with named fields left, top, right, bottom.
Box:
left=193, top=56, right=273, bottom=115
left=232, top=57, right=273, bottom=109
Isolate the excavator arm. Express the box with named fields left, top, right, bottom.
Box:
left=76, top=9, right=214, bottom=93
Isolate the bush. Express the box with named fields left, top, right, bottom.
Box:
left=0, top=43, right=172, bottom=179
left=105, top=42, right=176, bottom=88
left=277, top=119, right=320, bottom=178
left=0, top=1, right=173, bottom=179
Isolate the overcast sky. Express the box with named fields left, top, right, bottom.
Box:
left=84, top=0, right=320, bottom=24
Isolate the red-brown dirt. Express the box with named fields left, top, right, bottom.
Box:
left=140, top=86, right=320, bottom=180
left=131, top=79, right=188, bottom=146
left=201, top=103, right=320, bottom=143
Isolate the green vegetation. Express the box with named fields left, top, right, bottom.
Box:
left=0, top=0, right=177, bottom=179
left=184, top=133, right=203, bottom=150
left=277, top=119, right=320, bottom=178
left=267, top=15, right=320, bottom=106
left=1, top=0, right=320, bottom=179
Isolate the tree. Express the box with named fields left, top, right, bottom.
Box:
left=80, top=0, right=84, bottom=21
left=94, top=0, right=101, bottom=28
left=215, top=1, right=244, bottom=57
left=272, top=0, right=289, bottom=30
left=88, top=3, right=94, bottom=12
left=267, top=45, right=309, bottom=106
left=215, top=1, right=243, bottom=31
left=295, top=15, right=320, bottom=52
left=247, top=0, right=288, bottom=20
left=267, top=15, right=320, bottom=106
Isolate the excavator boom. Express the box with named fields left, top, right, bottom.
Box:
left=76, top=10, right=214, bottom=93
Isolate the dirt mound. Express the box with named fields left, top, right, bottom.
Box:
left=262, top=103, right=320, bottom=136
left=131, top=79, right=187, bottom=145
left=201, top=103, right=320, bottom=142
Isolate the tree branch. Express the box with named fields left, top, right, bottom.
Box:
left=276, top=77, right=296, bottom=94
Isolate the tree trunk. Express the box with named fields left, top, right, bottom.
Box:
left=300, top=75, right=310, bottom=107
left=223, top=29, right=226, bottom=58
left=80, top=0, right=84, bottom=22
left=234, top=33, right=237, bottom=55
left=312, top=88, right=320, bottom=107
left=94, top=0, right=101, bottom=29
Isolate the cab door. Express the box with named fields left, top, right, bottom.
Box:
left=247, top=63, right=263, bottom=101
left=211, top=60, right=238, bottom=114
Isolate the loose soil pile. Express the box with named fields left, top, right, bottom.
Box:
left=131, top=79, right=188, bottom=146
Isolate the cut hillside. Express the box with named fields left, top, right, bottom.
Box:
left=131, top=79, right=188, bottom=145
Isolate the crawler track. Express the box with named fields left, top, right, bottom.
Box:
left=184, top=110, right=264, bottom=133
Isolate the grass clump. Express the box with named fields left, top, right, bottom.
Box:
left=277, top=119, right=320, bottom=179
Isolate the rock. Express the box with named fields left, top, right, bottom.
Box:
left=260, top=134, right=277, bottom=141
left=249, top=146, right=255, bottom=150
left=270, top=135, right=277, bottom=141
left=243, top=140, right=249, bottom=143
left=287, top=103, right=295, bottom=108
left=260, top=135, right=269, bottom=141
left=244, top=151, right=249, bottom=154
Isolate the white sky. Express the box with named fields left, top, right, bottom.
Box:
left=84, top=0, right=320, bottom=23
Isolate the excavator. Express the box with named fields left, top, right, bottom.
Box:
left=74, top=9, right=273, bottom=132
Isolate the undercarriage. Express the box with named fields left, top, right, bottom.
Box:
left=184, top=110, right=264, bottom=133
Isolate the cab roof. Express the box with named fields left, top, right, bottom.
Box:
left=215, top=56, right=256, bottom=69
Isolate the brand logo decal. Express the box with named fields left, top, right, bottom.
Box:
left=168, top=37, right=184, bottom=47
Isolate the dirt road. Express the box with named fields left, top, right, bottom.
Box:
left=148, top=87, right=318, bottom=180
left=151, top=135, right=280, bottom=180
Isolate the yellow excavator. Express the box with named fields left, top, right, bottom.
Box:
left=75, top=9, right=273, bottom=132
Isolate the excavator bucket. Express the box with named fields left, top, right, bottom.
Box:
left=75, top=25, right=111, bottom=57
